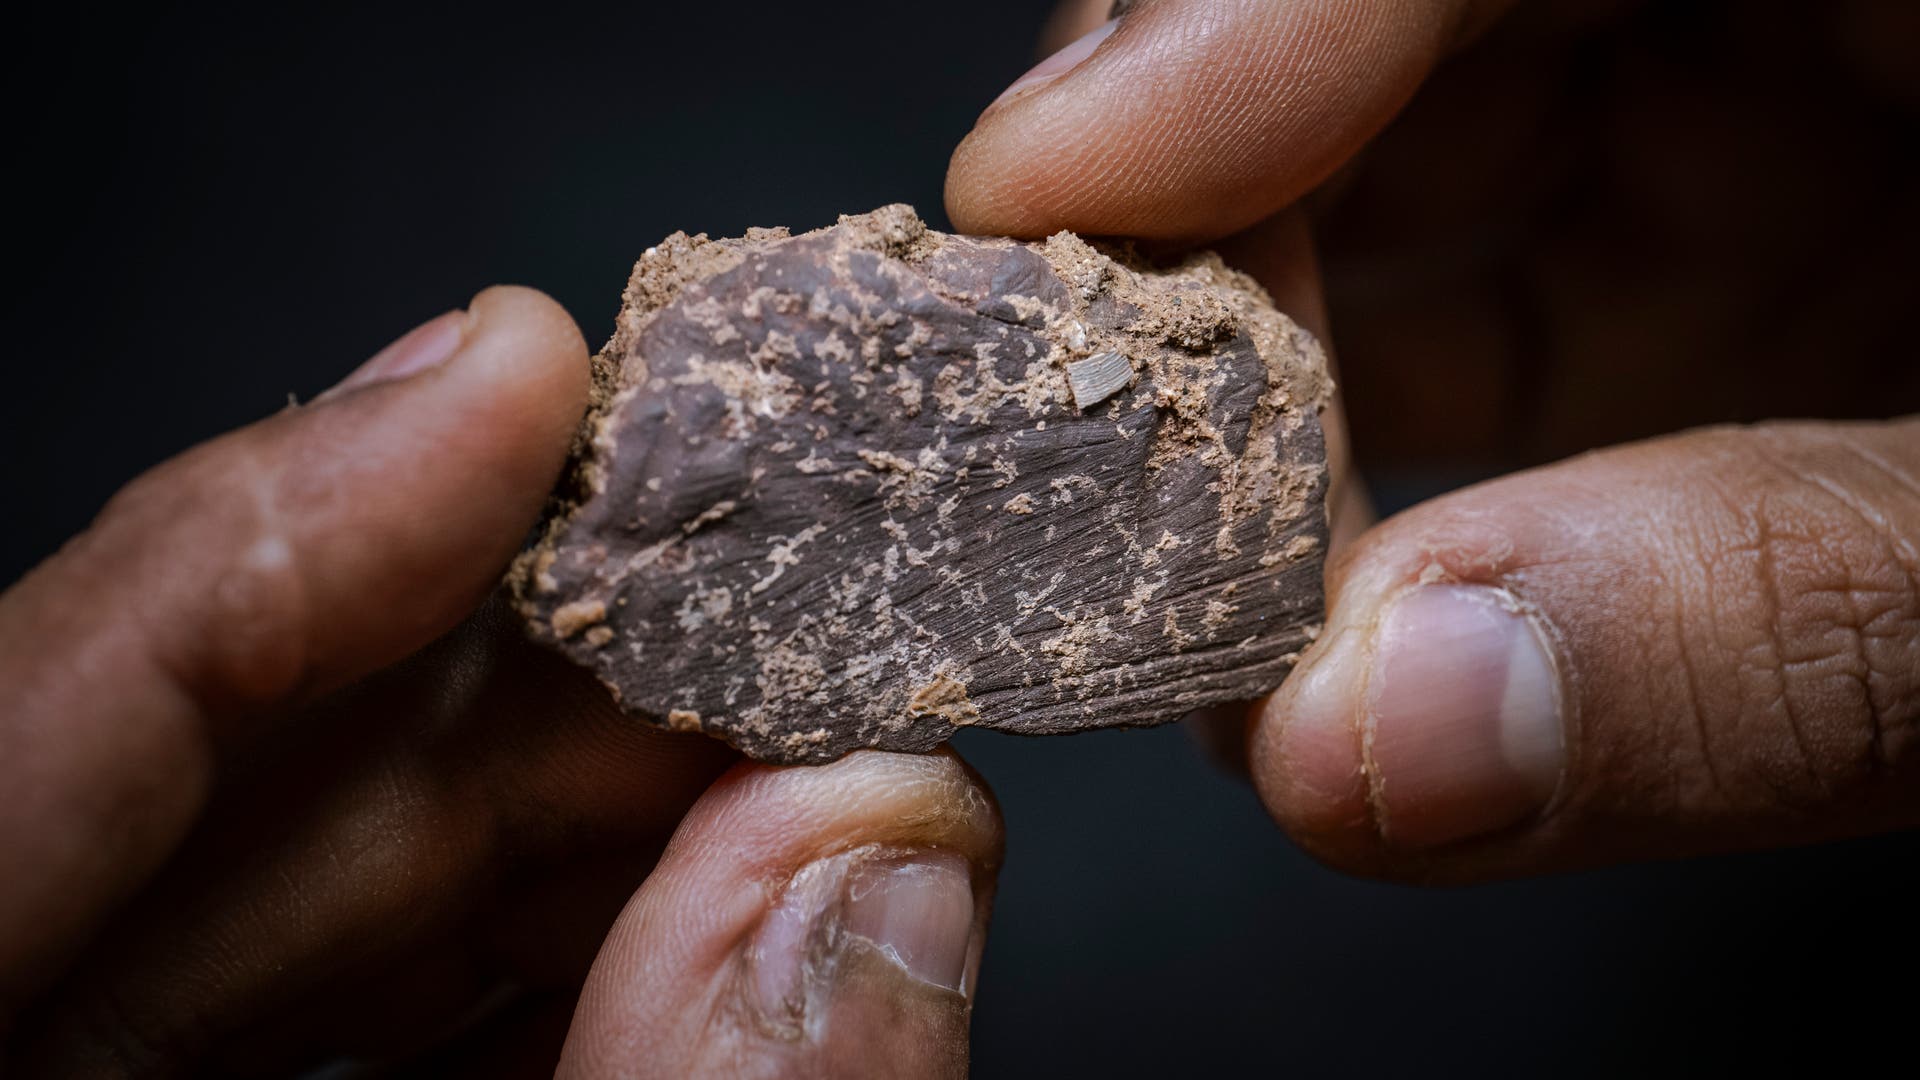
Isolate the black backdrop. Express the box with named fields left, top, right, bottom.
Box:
left=6, top=1, right=1916, bottom=1075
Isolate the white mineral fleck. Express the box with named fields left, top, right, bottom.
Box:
left=1066, top=351, right=1134, bottom=410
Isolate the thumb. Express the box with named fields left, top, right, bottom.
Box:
left=0, top=286, right=588, bottom=1003
left=1250, top=418, right=1920, bottom=880
left=558, top=750, right=1003, bottom=1079
left=947, top=0, right=1509, bottom=241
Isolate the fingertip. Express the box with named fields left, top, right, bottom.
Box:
left=466, top=284, right=588, bottom=365
left=458, top=284, right=591, bottom=439
left=1251, top=622, right=1380, bottom=862
left=560, top=750, right=1002, bottom=1078
left=944, top=123, right=1051, bottom=239
left=239, top=287, right=595, bottom=689
left=948, top=0, right=1465, bottom=242
left=683, top=749, right=1004, bottom=882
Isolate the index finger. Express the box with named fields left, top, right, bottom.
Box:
left=946, top=0, right=1500, bottom=242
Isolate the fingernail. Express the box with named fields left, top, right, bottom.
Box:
left=323, top=309, right=467, bottom=399
left=1365, top=585, right=1565, bottom=848
left=993, top=18, right=1118, bottom=105
left=751, top=849, right=978, bottom=1038
left=841, top=852, right=975, bottom=993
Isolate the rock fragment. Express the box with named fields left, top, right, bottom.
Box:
left=510, top=205, right=1331, bottom=764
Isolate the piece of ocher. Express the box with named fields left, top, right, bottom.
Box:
left=510, top=206, right=1331, bottom=764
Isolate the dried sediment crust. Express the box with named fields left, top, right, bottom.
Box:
left=510, top=205, right=1330, bottom=764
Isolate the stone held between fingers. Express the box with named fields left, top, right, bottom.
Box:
left=509, top=205, right=1331, bottom=764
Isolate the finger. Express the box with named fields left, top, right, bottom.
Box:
left=1249, top=418, right=1920, bottom=880
left=558, top=750, right=1003, bottom=1079
left=14, top=600, right=733, bottom=1075
left=0, top=287, right=589, bottom=1003
left=947, top=0, right=1510, bottom=241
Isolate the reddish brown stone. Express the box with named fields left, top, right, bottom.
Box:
left=510, top=206, right=1330, bottom=764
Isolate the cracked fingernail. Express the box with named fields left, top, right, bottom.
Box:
left=842, top=852, right=975, bottom=993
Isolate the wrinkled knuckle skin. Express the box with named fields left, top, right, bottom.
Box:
left=98, top=432, right=314, bottom=713
left=1642, top=426, right=1920, bottom=828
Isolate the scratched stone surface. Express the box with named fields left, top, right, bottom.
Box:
left=509, top=206, right=1330, bottom=764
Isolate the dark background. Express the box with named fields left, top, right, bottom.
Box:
left=7, top=1, right=1916, bottom=1075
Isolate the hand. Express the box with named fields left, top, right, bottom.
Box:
left=0, top=288, right=1001, bottom=1076
left=949, top=0, right=1919, bottom=875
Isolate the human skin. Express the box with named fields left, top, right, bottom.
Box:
left=0, top=291, right=999, bottom=1077
left=951, top=0, right=1919, bottom=875
left=3, top=0, right=1918, bottom=1074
